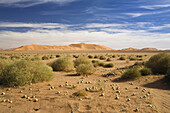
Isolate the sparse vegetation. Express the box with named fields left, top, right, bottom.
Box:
left=121, top=68, right=141, bottom=80
left=10, top=56, right=20, bottom=60
left=140, top=67, right=152, bottom=76
left=104, top=63, right=114, bottom=68
left=0, top=56, right=7, bottom=59
left=74, top=56, right=91, bottom=67
left=119, top=56, right=126, bottom=60
left=106, top=58, right=112, bottom=61
left=52, top=56, right=74, bottom=72
left=42, top=56, right=49, bottom=60
left=73, top=90, right=87, bottom=96
left=0, top=60, right=54, bottom=87
left=146, top=53, right=170, bottom=74
left=99, top=56, right=106, bottom=60
left=76, top=63, right=94, bottom=75
left=88, top=55, right=93, bottom=59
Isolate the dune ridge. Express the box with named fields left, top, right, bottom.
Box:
left=4, top=43, right=161, bottom=51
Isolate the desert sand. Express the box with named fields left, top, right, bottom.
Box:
left=0, top=47, right=169, bottom=113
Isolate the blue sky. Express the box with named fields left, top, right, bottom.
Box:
left=0, top=0, right=170, bottom=49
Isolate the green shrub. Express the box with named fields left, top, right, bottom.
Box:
left=121, top=68, right=141, bottom=80
left=56, top=55, right=60, bottom=58
left=73, top=90, right=87, bottom=96
left=1, top=60, right=54, bottom=87
left=99, top=56, right=106, bottom=60
left=42, top=56, right=49, bottom=60
left=74, top=56, right=91, bottom=67
left=104, top=63, right=114, bottom=68
left=76, top=63, right=94, bottom=75
left=165, top=68, right=170, bottom=86
left=126, top=60, right=130, bottom=63
left=146, top=53, right=170, bottom=74
left=52, top=56, right=74, bottom=72
left=129, top=57, right=137, bottom=61
left=10, top=56, right=20, bottom=60
left=94, top=55, right=99, bottom=59
left=140, top=67, right=152, bottom=76
left=88, top=55, right=93, bottom=59
left=0, top=59, right=13, bottom=81
left=98, top=62, right=105, bottom=66
left=0, top=56, right=7, bottom=59
left=119, top=56, right=126, bottom=60
left=106, top=58, right=112, bottom=61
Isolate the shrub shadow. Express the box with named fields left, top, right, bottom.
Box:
left=142, top=77, right=170, bottom=90
left=65, top=74, right=80, bottom=76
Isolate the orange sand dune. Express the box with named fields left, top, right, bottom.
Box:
left=6, top=43, right=114, bottom=51
left=119, top=47, right=159, bottom=51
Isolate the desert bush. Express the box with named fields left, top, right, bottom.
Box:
left=56, top=55, right=60, bottom=58
left=1, top=60, right=54, bottom=87
left=129, top=57, right=137, bottom=61
left=104, top=63, right=114, bottom=68
left=136, top=55, right=143, bottom=58
left=126, top=60, right=130, bottom=63
left=52, top=56, right=74, bottom=72
left=119, top=56, right=126, bottom=60
left=76, top=63, right=94, bottom=75
left=145, top=53, right=170, bottom=74
left=73, top=90, right=87, bottom=96
left=99, top=56, right=106, bottom=60
left=88, top=55, right=93, bottom=59
left=140, top=67, right=152, bottom=76
left=0, top=59, right=13, bottom=81
left=121, top=68, right=141, bottom=80
left=165, top=68, right=170, bottom=86
left=112, top=55, right=116, bottom=58
left=49, top=55, right=54, bottom=59
left=98, top=62, right=105, bottom=66
left=42, top=56, right=49, bottom=60
left=10, top=56, right=20, bottom=60
left=74, top=56, right=91, bottom=67
left=0, top=56, right=7, bottom=59
left=106, top=58, right=112, bottom=61
left=94, top=55, right=99, bottom=59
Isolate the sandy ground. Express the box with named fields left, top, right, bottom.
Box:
left=0, top=52, right=169, bottom=113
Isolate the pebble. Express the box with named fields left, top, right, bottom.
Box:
left=1, top=92, right=5, bottom=95
left=101, top=93, right=104, bottom=96
left=33, top=99, right=38, bottom=102
left=56, top=91, right=61, bottom=94
left=127, top=98, right=131, bottom=101
left=79, top=98, right=83, bottom=101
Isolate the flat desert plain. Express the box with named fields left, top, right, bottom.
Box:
left=0, top=51, right=169, bottom=113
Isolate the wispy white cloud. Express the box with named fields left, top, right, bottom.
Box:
left=125, top=9, right=170, bottom=18
left=0, top=0, right=79, bottom=7
left=140, top=4, right=170, bottom=10
left=0, top=22, right=70, bottom=29
left=149, top=24, right=170, bottom=30
left=0, top=22, right=169, bottom=50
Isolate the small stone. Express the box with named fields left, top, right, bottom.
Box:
left=22, top=95, right=28, bottom=98
left=29, top=83, right=32, bottom=85
left=125, top=88, right=128, bottom=90
left=143, top=95, right=146, bottom=98
left=140, top=96, right=143, bottom=99
left=127, top=98, right=131, bottom=101
left=85, top=97, right=91, bottom=99
left=19, top=91, right=23, bottom=93
left=101, top=93, right=104, bottom=96
left=29, top=88, right=32, bottom=91
left=59, top=85, right=63, bottom=87
left=48, top=84, right=51, bottom=86
left=26, top=97, right=30, bottom=99
left=1, top=92, right=5, bottom=95
left=115, top=96, right=119, bottom=100
left=56, top=91, right=61, bottom=94
left=32, top=96, right=36, bottom=98
left=136, top=87, right=139, bottom=89
left=6, top=88, right=10, bottom=91
left=85, top=88, right=89, bottom=91
left=33, top=99, right=38, bottom=102
left=51, top=86, right=55, bottom=89
left=116, top=91, right=120, bottom=93
left=116, top=87, right=120, bottom=90
left=134, top=108, right=139, bottom=112
left=2, top=100, right=6, bottom=102
left=147, top=104, right=152, bottom=107
left=146, top=93, right=150, bottom=96
left=132, top=93, right=135, bottom=96
left=79, top=98, right=83, bottom=101
left=9, top=101, right=12, bottom=103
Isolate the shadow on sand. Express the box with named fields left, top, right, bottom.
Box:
left=142, top=77, right=170, bottom=90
